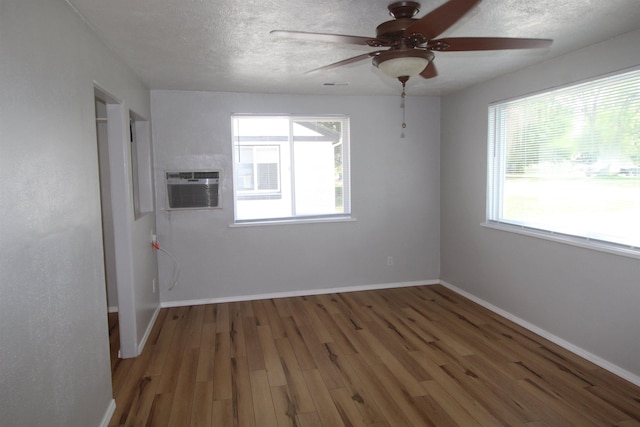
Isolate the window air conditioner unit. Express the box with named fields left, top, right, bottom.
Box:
left=165, top=171, right=220, bottom=209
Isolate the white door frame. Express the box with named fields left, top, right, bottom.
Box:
left=94, top=85, right=138, bottom=358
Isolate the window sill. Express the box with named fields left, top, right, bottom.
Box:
left=482, top=221, right=640, bottom=260
left=230, top=215, right=356, bottom=228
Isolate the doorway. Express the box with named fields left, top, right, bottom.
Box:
left=95, top=95, right=120, bottom=366
left=94, top=85, right=142, bottom=361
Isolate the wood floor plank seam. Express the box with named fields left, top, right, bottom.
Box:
left=109, top=285, right=640, bottom=426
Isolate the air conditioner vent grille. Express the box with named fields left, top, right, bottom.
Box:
left=166, top=170, right=220, bottom=210
left=194, top=171, right=219, bottom=179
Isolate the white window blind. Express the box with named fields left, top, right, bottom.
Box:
left=488, top=68, right=640, bottom=251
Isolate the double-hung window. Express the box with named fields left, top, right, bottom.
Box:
left=231, top=115, right=350, bottom=223
left=487, top=68, right=640, bottom=254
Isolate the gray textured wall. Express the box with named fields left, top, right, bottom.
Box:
left=151, top=91, right=441, bottom=303
left=0, top=0, right=152, bottom=424
left=441, top=29, right=640, bottom=380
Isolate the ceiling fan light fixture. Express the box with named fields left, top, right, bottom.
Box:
left=373, top=49, right=433, bottom=79
left=377, top=57, right=429, bottom=78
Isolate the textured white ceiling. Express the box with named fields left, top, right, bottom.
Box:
left=67, top=0, right=640, bottom=96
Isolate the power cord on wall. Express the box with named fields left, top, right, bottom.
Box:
left=152, top=238, right=180, bottom=291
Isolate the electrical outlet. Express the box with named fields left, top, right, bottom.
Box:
left=152, top=278, right=156, bottom=293
left=387, top=256, right=394, bottom=266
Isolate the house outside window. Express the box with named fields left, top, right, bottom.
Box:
left=236, top=145, right=280, bottom=194
left=487, top=68, right=640, bottom=253
left=231, top=115, right=350, bottom=223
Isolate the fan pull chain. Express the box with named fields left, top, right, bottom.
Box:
left=401, top=87, right=407, bottom=129
left=399, top=77, right=408, bottom=129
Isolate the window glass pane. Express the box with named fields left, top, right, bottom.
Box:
left=237, top=146, right=254, bottom=163
left=232, top=115, right=350, bottom=222
left=334, top=142, right=344, bottom=211
left=488, top=69, right=640, bottom=249
left=236, top=146, right=255, bottom=190
left=293, top=120, right=344, bottom=216
left=237, top=163, right=254, bottom=190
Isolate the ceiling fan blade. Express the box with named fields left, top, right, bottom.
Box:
left=420, top=61, right=438, bottom=79
left=433, top=37, right=553, bottom=51
left=270, top=30, right=389, bottom=47
left=404, top=0, right=481, bottom=40
left=304, top=52, right=382, bottom=74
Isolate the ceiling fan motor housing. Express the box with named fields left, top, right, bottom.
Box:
left=388, top=1, right=421, bottom=19
left=377, top=2, right=427, bottom=47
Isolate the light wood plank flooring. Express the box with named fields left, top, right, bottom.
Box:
left=108, top=285, right=640, bottom=426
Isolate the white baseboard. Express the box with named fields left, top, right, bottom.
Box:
left=99, top=399, right=116, bottom=427
left=160, top=279, right=440, bottom=309
left=107, top=306, right=118, bottom=313
left=439, top=280, right=640, bottom=388
left=137, top=304, right=161, bottom=355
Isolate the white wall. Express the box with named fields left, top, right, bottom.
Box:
left=0, top=0, right=154, bottom=425
left=441, top=30, right=640, bottom=379
left=151, top=91, right=441, bottom=303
